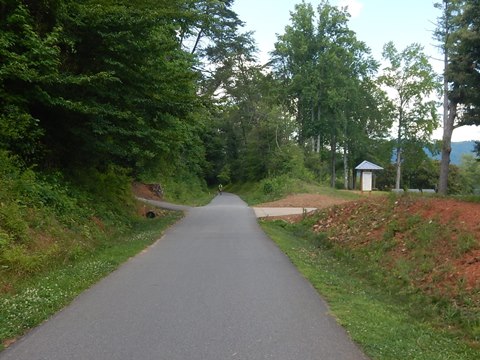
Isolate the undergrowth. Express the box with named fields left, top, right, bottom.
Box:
left=0, top=154, right=135, bottom=280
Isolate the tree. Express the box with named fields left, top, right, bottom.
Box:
left=437, top=0, right=480, bottom=194
left=0, top=0, right=232, bottom=183
left=271, top=1, right=384, bottom=187
left=341, top=79, right=394, bottom=188
left=214, top=62, right=299, bottom=182
left=380, top=42, right=440, bottom=190
left=0, top=2, right=61, bottom=163
left=450, top=0, right=480, bottom=123
left=436, top=0, right=461, bottom=194
left=41, top=1, right=199, bottom=174
left=176, top=0, right=257, bottom=99
left=271, top=1, right=317, bottom=147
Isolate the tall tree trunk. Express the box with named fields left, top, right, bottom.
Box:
left=317, top=103, right=321, bottom=153
left=330, top=132, right=336, bottom=188
left=310, top=103, right=316, bottom=152
left=343, top=114, right=348, bottom=190
left=275, top=124, right=281, bottom=150
left=343, top=146, right=348, bottom=190
left=395, top=146, right=402, bottom=190
left=439, top=101, right=457, bottom=194
left=438, top=13, right=455, bottom=195
left=395, top=107, right=403, bottom=190
left=297, top=98, right=304, bottom=146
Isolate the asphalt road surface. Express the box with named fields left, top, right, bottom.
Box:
left=1, top=194, right=368, bottom=360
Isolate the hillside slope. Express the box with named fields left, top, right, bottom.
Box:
left=308, top=194, right=479, bottom=340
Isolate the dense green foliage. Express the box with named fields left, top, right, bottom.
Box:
left=1, top=0, right=207, bottom=177
left=447, top=0, right=480, bottom=125
left=2, top=0, right=479, bottom=196
left=271, top=1, right=391, bottom=188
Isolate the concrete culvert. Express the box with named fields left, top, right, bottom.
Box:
left=146, top=211, right=156, bottom=219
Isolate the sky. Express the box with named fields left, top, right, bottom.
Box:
left=232, top=0, right=480, bottom=142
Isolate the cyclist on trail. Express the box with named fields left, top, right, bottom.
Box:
left=218, top=184, right=223, bottom=195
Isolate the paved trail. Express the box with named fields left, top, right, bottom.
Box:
left=1, top=194, right=367, bottom=360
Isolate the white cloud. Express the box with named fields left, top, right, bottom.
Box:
left=337, top=0, right=363, bottom=18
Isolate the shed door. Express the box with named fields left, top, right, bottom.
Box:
left=362, top=171, right=372, bottom=191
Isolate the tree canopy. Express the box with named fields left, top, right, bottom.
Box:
left=271, top=1, right=391, bottom=187
left=1, top=0, right=479, bottom=193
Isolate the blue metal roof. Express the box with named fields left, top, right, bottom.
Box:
left=355, top=160, right=384, bottom=171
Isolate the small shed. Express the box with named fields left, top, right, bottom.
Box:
left=355, top=160, right=383, bottom=192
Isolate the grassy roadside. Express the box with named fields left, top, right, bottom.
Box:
left=0, top=211, right=182, bottom=350
left=228, top=176, right=364, bottom=205
left=0, top=153, right=213, bottom=350
left=262, top=220, right=479, bottom=359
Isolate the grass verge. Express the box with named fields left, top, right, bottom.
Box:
left=262, top=220, right=480, bottom=360
left=228, top=176, right=364, bottom=205
left=0, top=211, right=182, bottom=350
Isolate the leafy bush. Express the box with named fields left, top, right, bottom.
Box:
left=259, top=176, right=293, bottom=199
left=0, top=202, right=29, bottom=244
left=263, top=180, right=274, bottom=195
left=267, top=144, right=314, bottom=181
left=69, top=166, right=134, bottom=214
left=158, top=173, right=211, bottom=206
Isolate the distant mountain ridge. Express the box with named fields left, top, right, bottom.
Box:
left=426, top=141, right=476, bottom=165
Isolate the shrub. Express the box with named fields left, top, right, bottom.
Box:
left=0, top=202, right=29, bottom=244
left=263, top=180, right=274, bottom=195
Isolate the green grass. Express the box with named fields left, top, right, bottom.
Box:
left=262, top=221, right=480, bottom=359
left=228, top=176, right=364, bottom=205
left=0, top=212, right=182, bottom=349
